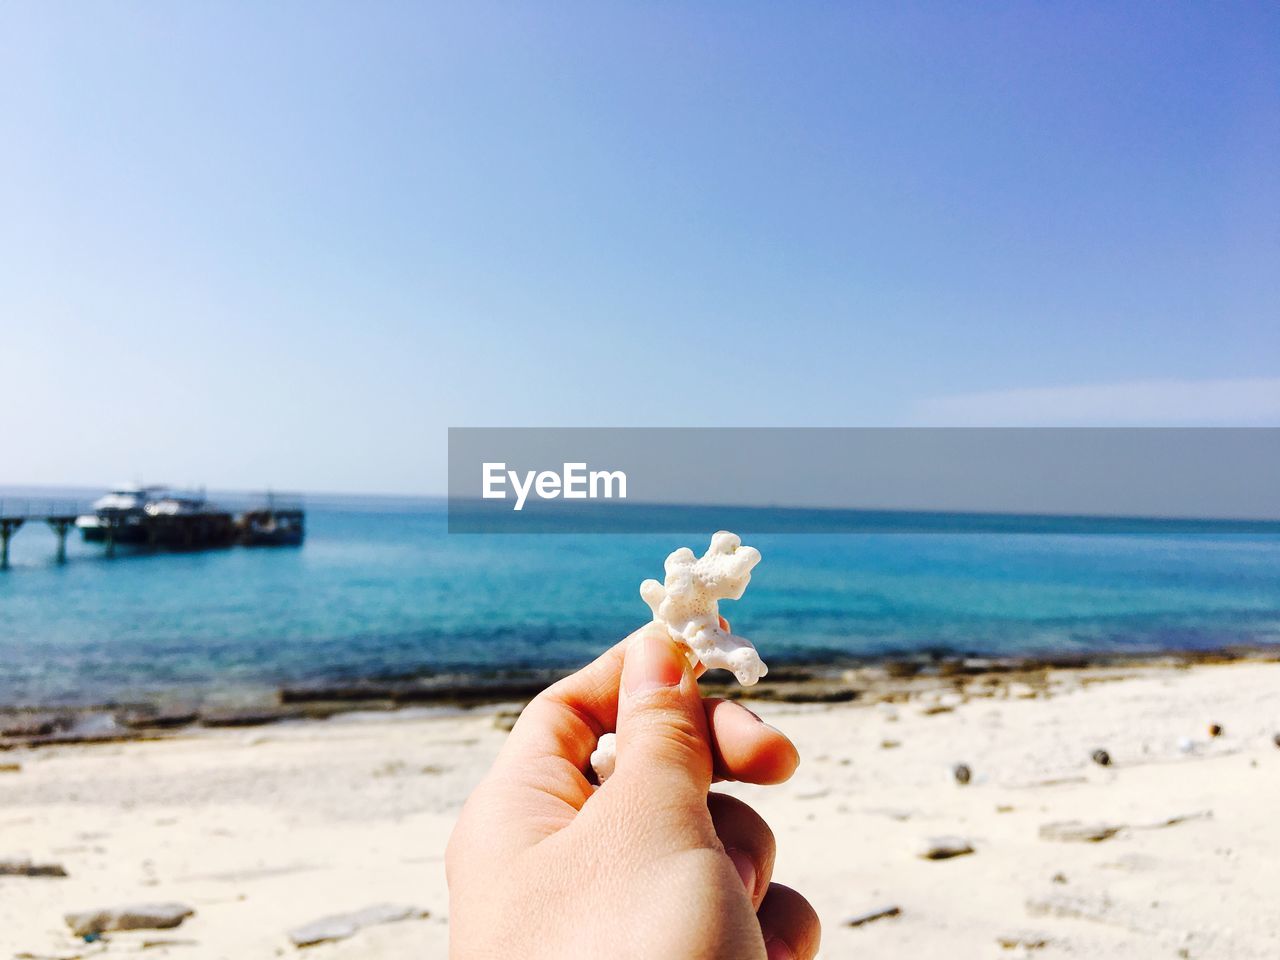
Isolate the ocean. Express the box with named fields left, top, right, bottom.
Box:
left=2, top=492, right=1279, bottom=707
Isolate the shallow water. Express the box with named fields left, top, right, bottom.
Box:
left=2, top=495, right=1278, bottom=706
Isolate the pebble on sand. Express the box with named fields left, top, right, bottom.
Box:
left=953, top=763, right=972, bottom=785
left=65, top=903, right=195, bottom=937
left=1091, top=749, right=1112, bottom=767
left=916, top=836, right=975, bottom=860
left=1038, top=820, right=1123, bottom=843
left=0, top=858, right=67, bottom=877
left=288, top=903, right=427, bottom=947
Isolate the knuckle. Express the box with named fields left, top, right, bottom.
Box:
left=631, top=704, right=707, bottom=762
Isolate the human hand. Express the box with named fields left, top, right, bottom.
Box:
left=447, top=622, right=820, bottom=959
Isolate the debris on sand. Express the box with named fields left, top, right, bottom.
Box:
left=844, top=904, right=902, bottom=928
left=288, top=904, right=427, bottom=948
left=916, top=836, right=975, bottom=860
left=1134, top=810, right=1213, bottom=830
left=65, top=902, right=195, bottom=937
left=1039, top=821, right=1123, bottom=843
left=998, top=932, right=1050, bottom=950
left=0, top=858, right=67, bottom=877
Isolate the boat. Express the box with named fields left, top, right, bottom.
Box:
left=77, top=486, right=305, bottom=552
left=77, top=486, right=237, bottom=550
left=143, top=492, right=237, bottom=550
left=75, top=484, right=164, bottom=544
left=238, top=494, right=306, bottom=547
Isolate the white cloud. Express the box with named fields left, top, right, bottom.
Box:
left=913, top=377, right=1280, bottom=427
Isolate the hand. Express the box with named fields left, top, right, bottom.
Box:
left=447, top=622, right=821, bottom=959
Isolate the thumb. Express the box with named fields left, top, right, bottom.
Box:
left=613, top=623, right=713, bottom=799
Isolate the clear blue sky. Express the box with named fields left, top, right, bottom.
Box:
left=2, top=3, right=1277, bottom=494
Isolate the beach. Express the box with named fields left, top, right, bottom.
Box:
left=3, top=657, right=1278, bottom=959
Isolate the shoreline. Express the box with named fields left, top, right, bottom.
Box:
left=4, top=643, right=1279, bottom=751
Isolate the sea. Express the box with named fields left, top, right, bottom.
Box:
left=2, top=489, right=1279, bottom=708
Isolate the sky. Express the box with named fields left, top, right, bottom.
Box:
left=1, top=2, right=1277, bottom=495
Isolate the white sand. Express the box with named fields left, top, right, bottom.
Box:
left=3, top=661, right=1278, bottom=959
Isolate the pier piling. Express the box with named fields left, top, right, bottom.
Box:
left=46, top=517, right=74, bottom=564
left=0, top=518, right=23, bottom=570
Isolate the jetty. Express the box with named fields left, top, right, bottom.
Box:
left=0, top=500, right=80, bottom=569
left=0, top=491, right=305, bottom=569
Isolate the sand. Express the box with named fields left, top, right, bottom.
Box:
left=2, top=660, right=1278, bottom=959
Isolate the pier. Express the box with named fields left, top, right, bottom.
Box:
left=0, top=501, right=81, bottom=569
left=0, top=493, right=305, bottom=570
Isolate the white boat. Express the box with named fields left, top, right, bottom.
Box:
left=76, top=485, right=168, bottom=543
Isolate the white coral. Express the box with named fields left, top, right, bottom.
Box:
left=641, top=530, right=767, bottom=686
left=590, top=732, right=616, bottom=783
left=591, top=531, right=766, bottom=786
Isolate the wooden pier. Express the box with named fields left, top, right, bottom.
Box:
left=0, top=500, right=81, bottom=569
left=0, top=494, right=304, bottom=570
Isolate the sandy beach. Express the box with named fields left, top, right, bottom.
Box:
left=3, top=658, right=1279, bottom=959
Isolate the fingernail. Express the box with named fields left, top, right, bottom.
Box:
left=765, top=938, right=794, bottom=960
left=725, top=847, right=756, bottom=896
left=622, top=631, right=686, bottom=696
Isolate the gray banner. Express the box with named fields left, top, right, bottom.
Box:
left=448, top=428, right=1280, bottom=534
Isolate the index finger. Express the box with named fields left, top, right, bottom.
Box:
left=494, top=627, right=636, bottom=773
left=496, top=619, right=725, bottom=772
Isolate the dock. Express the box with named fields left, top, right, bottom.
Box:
left=0, top=500, right=80, bottom=568
left=0, top=493, right=305, bottom=569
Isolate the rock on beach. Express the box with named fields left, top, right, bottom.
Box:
left=287, top=903, right=426, bottom=947
left=64, top=902, right=195, bottom=937
left=916, top=836, right=975, bottom=860
left=0, top=858, right=67, bottom=877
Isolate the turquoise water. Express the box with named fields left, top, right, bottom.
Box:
left=2, top=496, right=1279, bottom=706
